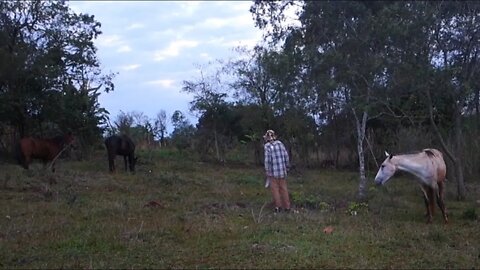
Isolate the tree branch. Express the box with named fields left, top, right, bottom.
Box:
left=426, top=87, right=456, bottom=163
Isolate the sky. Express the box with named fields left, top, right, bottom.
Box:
left=69, top=1, right=264, bottom=133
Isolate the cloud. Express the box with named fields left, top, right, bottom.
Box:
left=69, top=1, right=264, bottom=132
left=205, top=31, right=262, bottom=49
left=146, top=79, right=176, bottom=88
left=172, top=2, right=201, bottom=17
left=117, top=45, right=132, bottom=53
left=199, top=53, right=211, bottom=60
left=120, top=64, right=141, bottom=71
left=153, top=40, right=199, bottom=61
left=95, top=34, right=134, bottom=55
left=126, top=23, right=145, bottom=30
left=220, top=36, right=263, bottom=49
left=200, top=18, right=229, bottom=29
left=96, top=34, right=123, bottom=48
left=205, top=14, right=253, bottom=29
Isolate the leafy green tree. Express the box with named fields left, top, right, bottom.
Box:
left=0, top=0, right=114, bottom=150
left=252, top=1, right=396, bottom=199
left=228, top=45, right=316, bottom=166
left=424, top=1, right=480, bottom=199
left=170, top=110, right=195, bottom=151
left=113, top=111, right=134, bottom=136
left=250, top=1, right=480, bottom=200
left=182, top=62, right=235, bottom=162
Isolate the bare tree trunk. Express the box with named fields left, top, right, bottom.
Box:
left=353, top=108, right=368, bottom=201
left=332, top=104, right=340, bottom=169
left=475, top=88, right=480, bottom=130
left=214, top=129, right=221, bottom=162
left=453, top=106, right=466, bottom=200
left=160, top=131, right=165, bottom=147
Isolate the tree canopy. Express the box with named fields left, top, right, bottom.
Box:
left=0, top=0, right=114, bottom=151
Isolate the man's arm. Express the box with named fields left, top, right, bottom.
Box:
left=282, top=143, right=290, bottom=169
left=264, top=144, right=271, bottom=175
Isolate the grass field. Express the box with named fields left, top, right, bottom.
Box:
left=0, top=149, right=479, bottom=269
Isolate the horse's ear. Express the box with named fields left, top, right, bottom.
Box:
left=385, top=150, right=390, bottom=157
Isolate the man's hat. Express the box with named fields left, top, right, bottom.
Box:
left=263, top=129, right=276, bottom=142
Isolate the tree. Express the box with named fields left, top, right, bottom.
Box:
left=0, top=0, right=114, bottom=149
left=170, top=110, right=195, bottom=151
left=424, top=1, right=480, bottom=199
left=113, top=111, right=134, bottom=136
left=153, top=110, right=167, bottom=147
left=250, top=1, right=480, bottom=200
left=251, top=1, right=396, bottom=199
left=182, top=62, right=234, bottom=162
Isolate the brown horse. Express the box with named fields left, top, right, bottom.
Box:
left=16, top=132, right=75, bottom=172
left=374, top=149, right=448, bottom=224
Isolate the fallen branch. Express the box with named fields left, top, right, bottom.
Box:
left=251, top=201, right=268, bottom=224
left=47, top=142, right=73, bottom=171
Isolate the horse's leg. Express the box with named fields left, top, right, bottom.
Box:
left=23, top=153, right=31, bottom=170
left=420, top=184, right=433, bottom=223
left=111, top=157, right=116, bottom=173
left=427, top=187, right=436, bottom=224
left=110, top=158, right=116, bottom=173
left=420, top=185, right=430, bottom=217
left=19, top=151, right=29, bottom=169
left=436, top=180, right=448, bottom=224
left=22, top=159, right=30, bottom=170
left=107, top=152, right=115, bottom=173
left=124, top=155, right=128, bottom=172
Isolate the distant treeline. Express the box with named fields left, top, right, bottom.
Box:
left=1, top=1, right=479, bottom=200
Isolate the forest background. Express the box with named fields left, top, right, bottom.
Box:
left=1, top=1, right=479, bottom=201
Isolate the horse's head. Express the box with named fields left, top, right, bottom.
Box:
left=374, top=151, right=396, bottom=186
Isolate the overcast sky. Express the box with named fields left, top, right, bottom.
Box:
left=69, top=1, right=264, bottom=133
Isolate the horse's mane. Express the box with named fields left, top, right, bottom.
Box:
left=392, top=149, right=437, bottom=157
left=392, top=150, right=422, bottom=156
left=423, top=149, right=436, bottom=157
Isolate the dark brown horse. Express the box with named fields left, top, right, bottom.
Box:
left=105, top=134, right=137, bottom=173
left=16, top=132, right=76, bottom=172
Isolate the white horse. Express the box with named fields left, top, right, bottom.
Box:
left=374, top=149, right=448, bottom=224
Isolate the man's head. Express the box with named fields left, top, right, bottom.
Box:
left=263, top=130, right=276, bottom=143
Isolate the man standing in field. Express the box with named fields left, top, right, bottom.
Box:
left=263, top=130, right=291, bottom=213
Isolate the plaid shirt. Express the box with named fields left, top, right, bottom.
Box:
left=264, top=140, right=290, bottom=179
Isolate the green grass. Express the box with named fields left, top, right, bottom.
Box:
left=0, top=149, right=479, bottom=268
